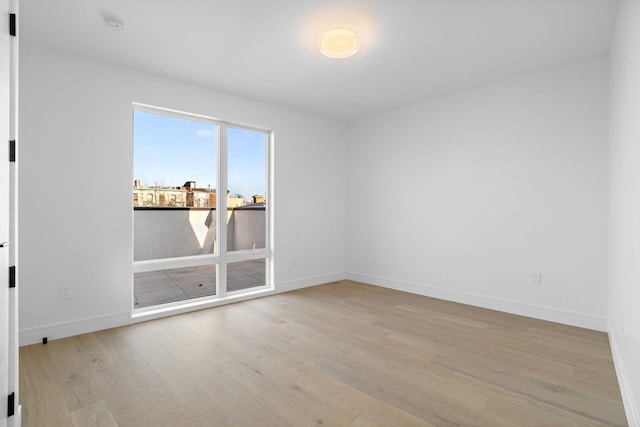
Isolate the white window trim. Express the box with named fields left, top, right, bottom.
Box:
left=131, top=103, right=273, bottom=315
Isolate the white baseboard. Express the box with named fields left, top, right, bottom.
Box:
left=347, top=272, right=607, bottom=332
left=608, top=323, right=640, bottom=427
left=8, top=405, right=21, bottom=427
left=19, top=271, right=348, bottom=346
left=19, top=270, right=604, bottom=347
left=19, top=311, right=131, bottom=346
left=277, top=271, right=347, bottom=293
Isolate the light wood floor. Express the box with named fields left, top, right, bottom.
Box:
left=20, top=281, right=627, bottom=426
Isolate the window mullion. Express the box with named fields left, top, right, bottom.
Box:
left=217, top=122, right=228, bottom=298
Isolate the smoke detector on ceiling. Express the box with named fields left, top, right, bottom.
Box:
left=105, top=17, right=124, bottom=32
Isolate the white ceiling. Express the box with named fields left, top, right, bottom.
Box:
left=20, top=0, right=619, bottom=122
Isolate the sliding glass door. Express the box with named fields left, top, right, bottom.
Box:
left=132, top=105, right=270, bottom=310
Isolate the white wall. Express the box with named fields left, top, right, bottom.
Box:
left=18, top=43, right=347, bottom=344
left=347, top=58, right=610, bottom=330
left=609, top=0, right=640, bottom=423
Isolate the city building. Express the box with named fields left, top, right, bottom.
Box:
left=133, top=180, right=254, bottom=208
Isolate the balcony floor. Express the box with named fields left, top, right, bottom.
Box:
left=134, top=260, right=265, bottom=308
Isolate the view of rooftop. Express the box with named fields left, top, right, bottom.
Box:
left=134, top=260, right=266, bottom=308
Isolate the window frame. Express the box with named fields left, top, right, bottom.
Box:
left=131, top=102, right=273, bottom=312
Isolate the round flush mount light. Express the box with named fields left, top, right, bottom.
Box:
left=320, top=28, right=360, bottom=59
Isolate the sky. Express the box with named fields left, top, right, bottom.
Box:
left=133, top=111, right=267, bottom=199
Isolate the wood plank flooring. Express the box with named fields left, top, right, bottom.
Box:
left=19, top=281, right=627, bottom=426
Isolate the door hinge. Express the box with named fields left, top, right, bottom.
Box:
left=9, top=265, right=15, bottom=288
left=9, top=140, right=16, bottom=162
left=9, top=13, right=16, bottom=37
left=7, top=392, right=15, bottom=417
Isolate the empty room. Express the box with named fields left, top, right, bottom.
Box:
left=1, top=0, right=639, bottom=425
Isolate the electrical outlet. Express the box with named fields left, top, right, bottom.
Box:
left=530, top=273, right=542, bottom=286
left=60, top=286, right=72, bottom=300
left=289, top=257, right=296, bottom=268
left=373, top=255, right=379, bottom=263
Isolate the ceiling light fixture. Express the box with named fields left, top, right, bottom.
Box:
left=320, top=28, right=360, bottom=59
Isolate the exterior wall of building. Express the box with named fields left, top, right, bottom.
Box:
left=133, top=188, right=187, bottom=207
left=133, top=209, right=216, bottom=261
left=190, top=191, right=210, bottom=208
left=133, top=186, right=250, bottom=208
left=133, top=208, right=264, bottom=260
left=228, top=197, right=246, bottom=208
left=227, top=209, right=266, bottom=251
